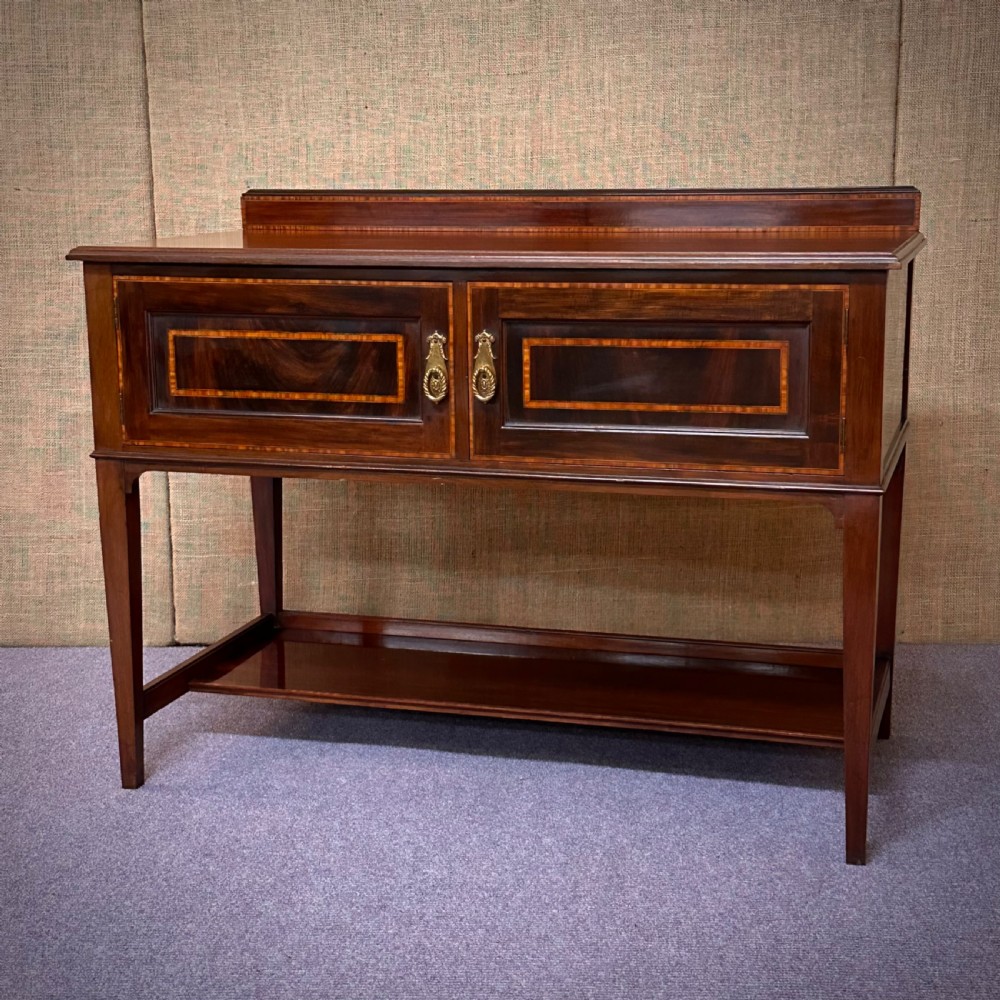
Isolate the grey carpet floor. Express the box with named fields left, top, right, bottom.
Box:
left=1, top=644, right=998, bottom=1000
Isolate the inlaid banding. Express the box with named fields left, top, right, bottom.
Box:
left=167, top=329, right=406, bottom=404
left=522, top=337, right=790, bottom=415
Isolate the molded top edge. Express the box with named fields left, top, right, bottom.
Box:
left=242, top=185, right=920, bottom=199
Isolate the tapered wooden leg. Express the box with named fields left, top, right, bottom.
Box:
left=842, top=493, right=882, bottom=865
left=95, top=460, right=144, bottom=788
left=876, top=450, right=906, bottom=740
left=251, top=477, right=283, bottom=615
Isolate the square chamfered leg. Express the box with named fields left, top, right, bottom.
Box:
left=250, top=476, right=283, bottom=616
left=251, top=477, right=285, bottom=688
left=876, top=450, right=906, bottom=740
left=95, top=459, right=145, bottom=788
left=842, top=492, right=883, bottom=865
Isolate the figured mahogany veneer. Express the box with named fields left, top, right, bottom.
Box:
left=240, top=187, right=921, bottom=232
left=70, top=187, right=923, bottom=865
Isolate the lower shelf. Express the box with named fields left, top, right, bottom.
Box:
left=151, top=613, right=890, bottom=748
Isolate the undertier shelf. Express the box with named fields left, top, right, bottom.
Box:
left=158, top=614, right=890, bottom=748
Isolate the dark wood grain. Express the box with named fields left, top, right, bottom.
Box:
left=95, top=460, right=144, bottom=788
left=98, top=448, right=887, bottom=495
left=251, top=477, right=282, bottom=615
left=83, top=265, right=125, bottom=451
left=275, top=610, right=844, bottom=668
left=67, top=225, right=926, bottom=272
left=166, top=329, right=405, bottom=409
left=520, top=335, right=788, bottom=414
left=842, top=492, right=883, bottom=864
left=189, top=631, right=868, bottom=747
left=113, top=275, right=454, bottom=458
left=881, top=268, right=909, bottom=467
left=142, top=613, right=276, bottom=718
left=844, top=281, right=890, bottom=483
left=876, top=450, right=906, bottom=740
left=470, top=280, right=843, bottom=473
left=241, top=188, right=920, bottom=232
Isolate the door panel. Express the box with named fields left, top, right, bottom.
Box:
left=114, top=276, right=454, bottom=458
left=469, top=282, right=847, bottom=473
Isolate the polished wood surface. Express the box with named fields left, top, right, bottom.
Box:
left=519, top=336, right=789, bottom=414
left=469, top=280, right=845, bottom=473
left=89, top=266, right=885, bottom=486
left=113, top=275, right=454, bottom=458
left=95, top=460, right=144, bottom=788
left=70, top=189, right=923, bottom=270
left=876, top=453, right=906, bottom=741
left=67, top=227, right=925, bottom=271
left=141, top=613, right=276, bottom=719
left=73, top=188, right=922, bottom=864
left=275, top=609, right=846, bottom=669
left=190, top=628, right=869, bottom=748
left=251, top=477, right=282, bottom=616
left=240, top=187, right=920, bottom=231
left=841, top=492, right=883, bottom=865
left=881, top=265, right=913, bottom=469
left=166, top=330, right=406, bottom=408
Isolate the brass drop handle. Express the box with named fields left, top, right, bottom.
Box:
left=472, top=331, right=497, bottom=403
left=422, top=331, right=448, bottom=403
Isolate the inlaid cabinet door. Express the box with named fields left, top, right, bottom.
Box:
left=468, top=281, right=848, bottom=474
left=114, top=275, right=454, bottom=459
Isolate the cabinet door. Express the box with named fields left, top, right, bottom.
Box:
left=468, top=282, right=847, bottom=474
left=114, top=276, right=454, bottom=459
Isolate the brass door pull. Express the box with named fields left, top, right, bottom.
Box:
left=473, top=331, right=497, bottom=403
left=423, top=331, right=448, bottom=403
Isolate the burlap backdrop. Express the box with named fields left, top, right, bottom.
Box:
left=2, top=1, right=997, bottom=644
left=0, top=1, right=173, bottom=644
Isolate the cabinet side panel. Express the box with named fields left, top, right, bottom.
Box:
left=83, top=266, right=125, bottom=452
left=881, top=267, right=909, bottom=468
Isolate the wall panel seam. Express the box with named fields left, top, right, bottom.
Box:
left=891, top=0, right=904, bottom=184
left=138, top=0, right=177, bottom=644
left=138, top=0, right=159, bottom=239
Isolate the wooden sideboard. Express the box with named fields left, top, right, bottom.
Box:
left=69, top=188, right=924, bottom=864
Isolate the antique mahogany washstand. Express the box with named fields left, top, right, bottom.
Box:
left=69, top=187, right=923, bottom=864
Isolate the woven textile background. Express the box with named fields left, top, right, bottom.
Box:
left=894, top=1, right=1000, bottom=638
left=1, top=0, right=998, bottom=644
left=0, top=1, right=173, bottom=644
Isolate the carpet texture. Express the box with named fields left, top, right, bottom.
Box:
left=2, top=644, right=998, bottom=999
